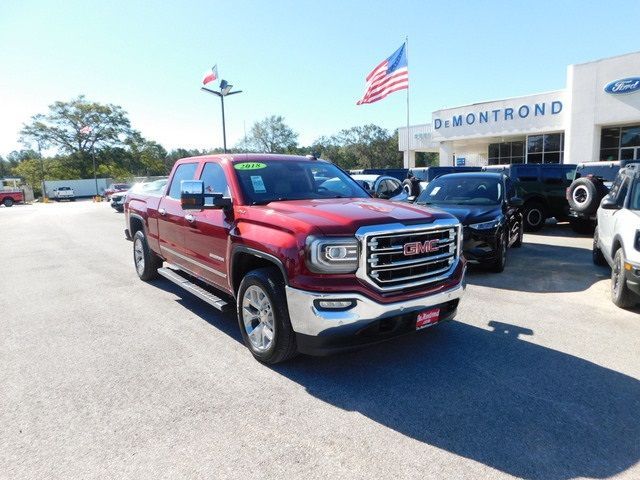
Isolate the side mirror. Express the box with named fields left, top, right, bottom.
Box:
left=180, top=180, right=232, bottom=211
left=508, top=197, right=524, bottom=207
left=600, top=196, right=620, bottom=210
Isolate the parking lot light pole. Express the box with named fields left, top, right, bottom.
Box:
left=91, top=144, right=98, bottom=197
left=201, top=80, right=242, bottom=153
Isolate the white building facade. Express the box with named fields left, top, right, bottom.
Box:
left=398, top=51, right=640, bottom=168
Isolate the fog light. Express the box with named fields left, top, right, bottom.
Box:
left=315, top=299, right=356, bottom=310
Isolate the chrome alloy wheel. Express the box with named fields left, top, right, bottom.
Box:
left=242, top=285, right=275, bottom=352
left=134, top=238, right=145, bottom=276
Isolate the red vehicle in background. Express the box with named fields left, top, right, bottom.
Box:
left=104, top=183, right=132, bottom=201
left=0, top=178, right=25, bottom=207
left=125, top=154, right=466, bottom=363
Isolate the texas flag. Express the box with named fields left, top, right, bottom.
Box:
left=202, top=65, right=218, bottom=86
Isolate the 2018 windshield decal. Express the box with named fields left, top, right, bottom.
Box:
left=234, top=162, right=267, bottom=170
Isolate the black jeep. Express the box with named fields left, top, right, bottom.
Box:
left=483, top=164, right=576, bottom=231
left=566, top=160, right=637, bottom=233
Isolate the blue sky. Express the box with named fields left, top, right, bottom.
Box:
left=1, top=0, right=639, bottom=157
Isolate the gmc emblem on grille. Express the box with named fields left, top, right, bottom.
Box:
left=403, top=239, right=440, bottom=256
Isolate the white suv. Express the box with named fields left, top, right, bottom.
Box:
left=593, top=164, right=640, bottom=308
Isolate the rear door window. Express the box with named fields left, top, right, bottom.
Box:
left=515, top=166, right=538, bottom=182
left=168, top=163, right=198, bottom=199
left=541, top=167, right=566, bottom=185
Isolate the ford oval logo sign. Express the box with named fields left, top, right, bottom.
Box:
left=604, top=77, right=640, bottom=95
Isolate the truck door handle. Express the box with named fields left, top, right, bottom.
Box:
left=185, top=214, right=195, bottom=223
left=158, top=208, right=166, bottom=216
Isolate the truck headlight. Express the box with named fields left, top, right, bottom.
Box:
left=306, top=237, right=360, bottom=273
left=469, top=219, right=500, bottom=230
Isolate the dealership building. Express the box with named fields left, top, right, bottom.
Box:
left=398, top=51, right=640, bottom=168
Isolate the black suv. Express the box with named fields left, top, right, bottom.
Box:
left=566, top=160, right=638, bottom=233
left=483, top=164, right=576, bottom=231
left=414, top=172, right=523, bottom=272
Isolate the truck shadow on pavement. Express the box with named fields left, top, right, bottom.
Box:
left=465, top=242, right=610, bottom=293
left=153, top=280, right=640, bottom=479
left=273, top=320, right=640, bottom=480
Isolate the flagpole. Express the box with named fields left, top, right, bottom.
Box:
left=405, top=36, right=410, bottom=169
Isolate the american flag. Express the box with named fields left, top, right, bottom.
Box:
left=357, top=43, right=408, bottom=105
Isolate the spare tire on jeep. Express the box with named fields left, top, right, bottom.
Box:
left=567, top=177, right=606, bottom=215
left=402, top=178, right=420, bottom=197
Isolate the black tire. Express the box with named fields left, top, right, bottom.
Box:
left=133, top=230, right=162, bottom=281
left=567, top=178, right=604, bottom=215
left=3, top=197, right=14, bottom=207
left=569, top=217, right=595, bottom=234
left=513, top=219, right=524, bottom=248
left=592, top=228, right=607, bottom=266
left=237, top=267, right=298, bottom=364
left=402, top=178, right=420, bottom=197
left=611, top=249, right=637, bottom=309
left=522, top=201, right=546, bottom=232
left=489, top=231, right=507, bottom=273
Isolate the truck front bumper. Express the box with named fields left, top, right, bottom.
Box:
left=286, top=282, right=465, bottom=355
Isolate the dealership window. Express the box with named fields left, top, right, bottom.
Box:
left=526, top=133, right=563, bottom=164
left=600, top=125, right=640, bottom=161
left=487, top=140, right=524, bottom=165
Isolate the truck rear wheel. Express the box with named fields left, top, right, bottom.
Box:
left=237, top=267, right=298, bottom=364
left=3, top=198, right=14, bottom=207
left=522, top=201, right=546, bottom=232
left=133, top=230, right=162, bottom=281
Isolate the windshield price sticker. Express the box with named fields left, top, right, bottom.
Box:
left=250, top=175, right=266, bottom=193
left=235, top=162, right=267, bottom=170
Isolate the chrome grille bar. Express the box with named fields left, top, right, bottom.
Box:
left=356, top=221, right=461, bottom=292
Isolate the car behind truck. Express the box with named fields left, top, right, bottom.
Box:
left=125, top=154, right=466, bottom=363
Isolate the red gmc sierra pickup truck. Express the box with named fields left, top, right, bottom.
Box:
left=125, top=154, right=466, bottom=363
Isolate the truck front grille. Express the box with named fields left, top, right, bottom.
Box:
left=364, top=226, right=459, bottom=291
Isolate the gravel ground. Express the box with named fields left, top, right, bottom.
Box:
left=1, top=201, right=639, bottom=480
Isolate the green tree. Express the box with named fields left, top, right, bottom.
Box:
left=20, top=96, right=132, bottom=178
left=0, top=156, right=11, bottom=177
left=239, top=115, right=298, bottom=153
left=311, top=125, right=402, bottom=170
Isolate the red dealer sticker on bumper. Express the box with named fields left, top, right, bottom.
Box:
left=416, top=308, right=440, bottom=330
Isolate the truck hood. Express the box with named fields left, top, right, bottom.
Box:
left=253, top=198, right=456, bottom=235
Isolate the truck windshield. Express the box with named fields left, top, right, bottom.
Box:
left=233, top=160, right=370, bottom=204
left=416, top=175, right=503, bottom=206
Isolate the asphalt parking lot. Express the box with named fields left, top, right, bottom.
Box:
left=2, top=201, right=639, bottom=480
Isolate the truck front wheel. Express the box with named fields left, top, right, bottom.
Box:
left=611, top=249, right=637, bottom=309
left=3, top=198, right=14, bottom=207
left=237, top=267, right=298, bottom=364
left=133, top=230, right=162, bottom=281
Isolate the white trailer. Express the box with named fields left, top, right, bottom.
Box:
left=44, top=178, right=113, bottom=198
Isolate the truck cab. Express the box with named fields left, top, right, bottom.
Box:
left=125, top=154, right=466, bottom=363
